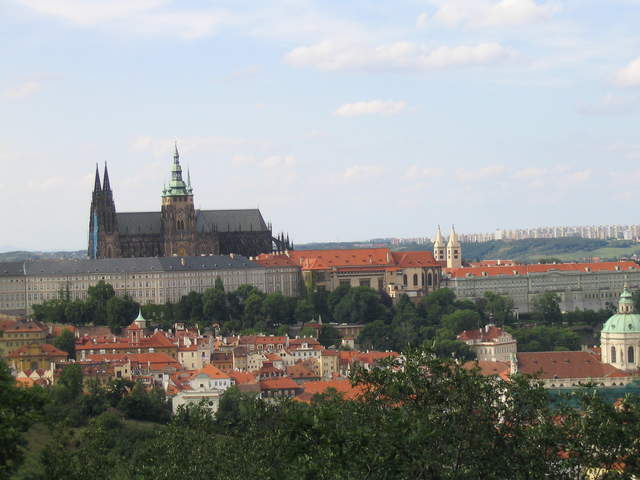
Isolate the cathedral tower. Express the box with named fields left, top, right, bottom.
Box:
left=601, top=287, right=640, bottom=371
left=433, top=225, right=445, bottom=262
left=161, top=144, right=197, bottom=256
left=88, top=163, right=120, bottom=258
left=446, top=225, right=462, bottom=269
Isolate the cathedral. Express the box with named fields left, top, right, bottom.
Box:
left=88, top=145, right=292, bottom=259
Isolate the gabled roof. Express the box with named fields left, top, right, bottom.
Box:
left=8, top=343, right=67, bottom=358
left=259, top=377, right=299, bottom=390
left=457, top=325, right=514, bottom=343
left=295, top=379, right=365, bottom=403
left=197, top=364, right=230, bottom=380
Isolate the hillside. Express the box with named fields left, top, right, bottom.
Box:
left=298, top=238, right=640, bottom=263
left=0, top=250, right=85, bottom=262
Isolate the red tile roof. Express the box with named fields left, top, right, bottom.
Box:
left=197, top=364, right=230, bottom=379
left=228, top=371, right=257, bottom=385
left=7, top=343, right=67, bottom=359
left=446, top=261, right=638, bottom=278
left=295, top=379, right=365, bottom=403
left=390, top=251, right=438, bottom=267
left=457, top=326, right=514, bottom=343
left=463, top=361, right=511, bottom=379
left=260, top=377, right=299, bottom=390
left=516, top=352, right=630, bottom=380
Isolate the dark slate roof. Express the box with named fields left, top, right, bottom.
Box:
left=117, top=212, right=162, bottom=235
left=116, top=209, right=268, bottom=235
left=0, top=261, right=24, bottom=276
left=197, top=209, right=268, bottom=233
left=0, top=256, right=264, bottom=277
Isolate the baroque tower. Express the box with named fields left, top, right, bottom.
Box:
left=601, top=286, right=640, bottom=371
left=446, top=225, right=462, bottom=269
left=161, top=144, right=197, bottom=256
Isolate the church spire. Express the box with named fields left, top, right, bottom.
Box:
left=173, top=141, right=179, bottom=163
left=163, top=142, right=190, bottom=197
left=93, top=163, right=101, bottom=192
left=103, top=162, right=111, bottom=191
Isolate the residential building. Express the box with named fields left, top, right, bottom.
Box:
left=0, top=318, right=48, bottom=357
left=168, top=364, right=233, bottom=414
left=7, top=343, right=67, bottom=371
left=457, top=325, right=518, bottom=363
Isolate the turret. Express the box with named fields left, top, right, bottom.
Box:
left=433, top=225, right=445, bottom=262
left=446, top=225, right=462, bottom=269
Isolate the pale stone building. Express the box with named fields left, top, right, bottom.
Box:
left=0, top=256, right=301, bottom=315
left=457, top=325, right=517, bottom=362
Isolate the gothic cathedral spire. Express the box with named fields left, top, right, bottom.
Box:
left=103, top=162, right=111, bottom=191
left=93, top=163, right=101, bottom=192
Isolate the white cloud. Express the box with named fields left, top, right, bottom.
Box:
left=568, top=168, right=592, bottom=184
left=286, top=40, right=510, bottom=72
left=343, top=165, right=385, bottom=181
left=14, top=0, right=230, bottom=39
left=416, top=12, right=429, bottom=29
left=261, top=155, right=296, bottom=169
left=27, top=176, right=64, bottom=191
left=577, top=93, right=638, bottom=116
left=431, top=0, right=559, bottom=29
left=456, top=165, right=505, bottom=181
left=335, top=100, right=407, bottom=117
left=131, top=135, right=263, bottom=157
left=513, top=167, right=547, bottom=178
left=405, top=165, right=444, bottom=179
left=2, top=80, right=41, bottom=99
left=614, top=57, right=640, bottom=87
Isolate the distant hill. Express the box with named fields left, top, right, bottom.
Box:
left=2, top=237, right=639, bottom=264
left=297, top=238, right=640, bottom=263
left=0, top=250, right=86, bottom=262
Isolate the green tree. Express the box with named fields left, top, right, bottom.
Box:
left=441, top=309, right=481, bottom=334
left=53, top=329, right=76, bottom=359
left=318, top=325, right=341, bottom=348
left=105, top=295, right=138, bottom=333
left=203, top=287, right=229, bottom=324
left=294, top=299, right=314, bottom=324
left=332, top=287, right=389, bottom=324
left=482, top=291, right=514, bottom=325
left=263, top=292, right=294, bottom=327
left=532, top=292, right=562, bottom=325
left=0, top=359, right=43, bottom=479
left=86, top=281, right=115, bottom=325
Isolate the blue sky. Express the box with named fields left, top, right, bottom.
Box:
left=1, top=0, right=640, bottom=250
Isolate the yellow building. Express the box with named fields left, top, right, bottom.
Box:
left=8, top=343, right=67, bottom=371
left=0, top=318, right=48, bottom=358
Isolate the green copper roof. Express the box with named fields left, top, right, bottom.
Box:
left=135, top=309, right=146, bottom=323
left=163, top=143, right=193, bottom=197
left=602, top=287, right=640, bottom=333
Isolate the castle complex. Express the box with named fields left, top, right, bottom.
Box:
left=88, top=145, right=291, bottom=259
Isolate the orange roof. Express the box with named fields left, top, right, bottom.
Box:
left=260, top=377, right=299, bottom=390
left=239, top=335, right=288, bottom=345
left=516, top=352, right=630, bottom=380
left=390, top=251, right=438, bottom=267
left=447, top=261, right=638, bottom=279
left=295, top=379, right=365, bottom=403
left=7, top=343, right=67, bottom=359
left=228, top=371, right=257, bottom=384
left=286, top=362, right=318, bottom=379
left=1, top=319, right=47, bottom=334
left=197, top=364, right=230, bottom=379
left=463, top=360, right=511, bottom=379
left=458, top=326, right=514, bottom=343
left=355, top=351, right=400, bottom=365
left=254, top=253, right=298, bottom=267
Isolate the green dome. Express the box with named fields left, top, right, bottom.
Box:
left=602, top=312, right=640, bottom=333
left=602, top=287, right=640, bottom=333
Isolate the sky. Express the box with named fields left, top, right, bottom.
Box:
left=1, top=0, right=640, bottom=251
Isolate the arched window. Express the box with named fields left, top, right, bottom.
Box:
left=427, top=272, right=433, bottom=286
left=403, top=274, right=407, bottom=287
left=107, top=246, right=112, bottom=258
left=611, top=346, right=616, bottom=363
left=629, top=346, right=635, bottom=364
left=413, top=274, right=418, bottom=286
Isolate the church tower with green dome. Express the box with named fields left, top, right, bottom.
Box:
left=601, top=286, right=640, bottom=371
